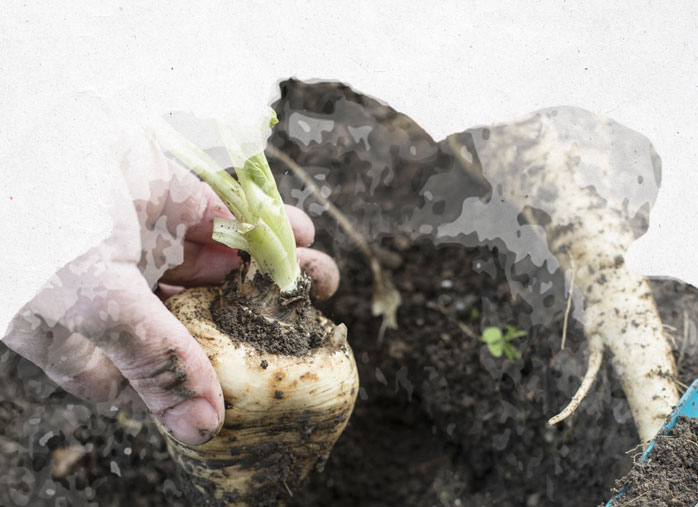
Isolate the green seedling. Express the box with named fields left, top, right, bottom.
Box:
left=482, top=325, right=526, bottom=361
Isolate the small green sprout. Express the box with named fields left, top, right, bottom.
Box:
left=481, top=325, right=526, bottom=361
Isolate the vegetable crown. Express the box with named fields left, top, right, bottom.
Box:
left=150, top=110, right=300, bottom=292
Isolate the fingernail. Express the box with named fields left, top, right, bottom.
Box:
left=161, top=397, right=220, bottom=446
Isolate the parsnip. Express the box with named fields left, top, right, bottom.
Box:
left=159, top=285, right=358, bottom=506
left=444, top=107, right=677, bottom=442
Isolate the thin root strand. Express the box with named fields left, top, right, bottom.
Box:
left=267, top=145, right=401, bottom=339
left=547, top=334, right=603, bottom=427
left=560, top=258, right=575, bottom=351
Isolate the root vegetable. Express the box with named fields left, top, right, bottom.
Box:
left=543, top=199, right=676, bottom=442
left=149, top=111, right=359, bottom=505
left=445, top=107, right=677, bottom=442
left=159, top=283, right=358, bottom=505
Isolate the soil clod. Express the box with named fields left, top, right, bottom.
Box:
left=211, top=267, right=327, bottom=357
left=612, top=416, right=698, bottom=507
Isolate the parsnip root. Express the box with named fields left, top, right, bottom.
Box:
left=459, top=107, right=678, bottom=442
left=157, top=287, right=359, bottom=506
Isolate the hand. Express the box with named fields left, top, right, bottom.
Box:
left=2, top=133, right=339, bottom=446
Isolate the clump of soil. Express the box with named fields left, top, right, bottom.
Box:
left=612, top=416, right=698, bottom=507
left=211, top=265, right=326, bottom=356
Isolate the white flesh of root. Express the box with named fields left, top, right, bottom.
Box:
left=545, top=203, right=677, bottom=442
left=157, top=287, right=359, bottom=506
left=470, top=109, right=678, bottom=443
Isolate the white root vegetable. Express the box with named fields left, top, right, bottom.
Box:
left=542, top=188, right=677, bottom=441
left=454, top=107, right=678, bottom=442
left=158, top=286, right=358, bottom=506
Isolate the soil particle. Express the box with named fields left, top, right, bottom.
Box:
left=612, top=416, right=698, bottom=506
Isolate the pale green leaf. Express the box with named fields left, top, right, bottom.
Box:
left=488, top=341, right=504, bottom=357
left=482, top=327, right=503, bottom=344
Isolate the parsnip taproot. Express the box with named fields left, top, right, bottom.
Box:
left=441, top=107, right=677, bottom=442
left=159, top=283, right=358, bottom=506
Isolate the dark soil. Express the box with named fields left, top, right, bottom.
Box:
left=288, top=236, right=632, bottom=507
left=211, top=266, right=325, bottom=356
left=0, top=363, right=185, bottom=507
left=2, top=78, right=698, bottom=506
left=612, top=416, right=698, bottom=506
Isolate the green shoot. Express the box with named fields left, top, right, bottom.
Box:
left=149, top=110, right=300, bottom=292
left=482, top=325, right=526, bottom=361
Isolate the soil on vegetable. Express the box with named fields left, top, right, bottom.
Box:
left=211, top=266, right=326, bottom=356
left=611, top=416, right=698, bottom=507
left=2, top=78, right=698, bottom=507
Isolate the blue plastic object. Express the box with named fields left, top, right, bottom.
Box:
left=605, top=378, right=698, bottom=506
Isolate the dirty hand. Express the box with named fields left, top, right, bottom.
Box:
left=2, top=135, right=339, bottom=446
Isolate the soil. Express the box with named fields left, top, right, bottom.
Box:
left=2, top=78, right=698, bottom=506
left=210, top=266, right=325, bottom=356
left=612, top=416, right=698, bottom=506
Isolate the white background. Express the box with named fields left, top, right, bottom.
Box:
left=1, top=0, right=697, bottom=332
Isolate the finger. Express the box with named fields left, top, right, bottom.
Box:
left=297, top=248, right=340, bottom=300
left=285, top=205, right=315, bottom=247
left=124, top=136, right=206, bottom=233
left=130, top=143, right=315, bottom=249
left=156, top=283, right=186, bottom=302
left=160, top=241, right=241, bottom=287
left=34, top=262, right=225, bottom=445
left=179, top=183, right=235, bottom=244
left=183, top=185, right=314, bottom=248
left=3, top=316, right=127, bottom=404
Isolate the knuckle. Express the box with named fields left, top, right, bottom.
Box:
left=124, top=347, right=194, bottom=399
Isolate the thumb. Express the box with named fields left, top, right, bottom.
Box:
left=33, top=261, right=224, bottom=445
